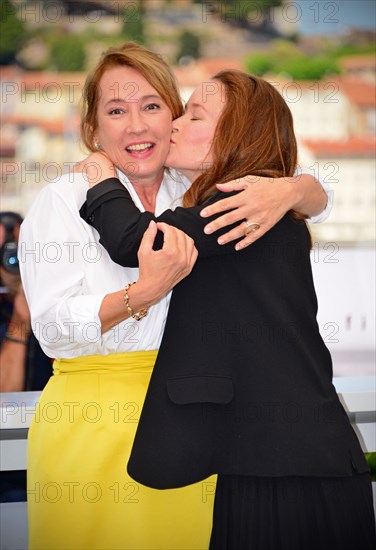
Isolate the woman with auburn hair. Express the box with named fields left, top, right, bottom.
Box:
left=81, top=70, right=375, bottom=550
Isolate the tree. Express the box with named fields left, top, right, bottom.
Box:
left=0, top=0, right=29, bottom=64
left=122, top=0, right=145, bottom=44
left=225, top=0, right=281, bottom=10
left=245, top=40, right=341, bottom=80
left=245, top=53, right=274, bottom=76
left=278, top=56, right=341, bottom=80
left=176, top=30, right=201, bottom=62
left=193, top=0, right=282, bottom=10
left=193, top=0, right=282, bottom=25
left=245, top=52, right=341, bottom=79
left=49, top=35, right=86, bottom=71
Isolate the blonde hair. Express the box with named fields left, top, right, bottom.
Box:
left=80, top=42, right=183, bottom=151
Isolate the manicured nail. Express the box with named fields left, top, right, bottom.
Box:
left=235, top=243, right=241, bottom=251
left=201, top=209, right=208, bottom=217
left=218, top=237, right=224, bottom=245
left=204, top=225, right=213, bottom=234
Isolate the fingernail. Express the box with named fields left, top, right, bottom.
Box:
left=201, top=209, right=208, bottom=217
left=218, top=237, right=224, bottom=245
left=204, top=225, right=213, bottom=234
left=235, top=243, right=241, bottom=251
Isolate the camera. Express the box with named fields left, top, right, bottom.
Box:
left=1, top=242, right=19, bottom=273
left=0, top=212, right=23, bottom=275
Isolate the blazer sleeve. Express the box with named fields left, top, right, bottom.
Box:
left=80, top=178, right=242, bottom=267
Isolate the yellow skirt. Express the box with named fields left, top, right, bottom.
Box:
left=27, top=351, right=216, bottom=550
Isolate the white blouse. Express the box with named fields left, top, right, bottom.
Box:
left=19, top=169, right=332, bottom=358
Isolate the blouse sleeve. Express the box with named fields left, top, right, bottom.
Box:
left=296, top=167, right=334, bottom=224
left=19, top=182, right=106, bottom=356
left=80, top=178, right=241, bottom=267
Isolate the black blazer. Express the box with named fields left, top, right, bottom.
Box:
left=81, top=178, right=369, bottom=489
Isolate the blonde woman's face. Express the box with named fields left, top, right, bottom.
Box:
left=95, top=66, right=173, bottom=186
left=166, top=80, right=226, bottom=182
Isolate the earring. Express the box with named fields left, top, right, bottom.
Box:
left=94, top=142, right=101, bottom=151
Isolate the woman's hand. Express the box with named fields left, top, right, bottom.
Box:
left=98, top=221, right=198, bottom=333
left=200, top=174, right=326, bottom=250
left=73, top=152, right=116, bottom=187
left=137, top=221, right=198, bottom=304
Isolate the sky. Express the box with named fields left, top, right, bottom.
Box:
left=297, top=0, right=376, bottom=35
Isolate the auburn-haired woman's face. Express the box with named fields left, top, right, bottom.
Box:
left=166, top=80, right=225, bottom=182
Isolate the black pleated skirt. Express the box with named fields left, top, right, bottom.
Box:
left=210, top=473, right=376, bottom=550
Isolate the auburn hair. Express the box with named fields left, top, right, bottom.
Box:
left=80, top=42, right=183, bottom=151
left=183, top=70, right=299, bottom=209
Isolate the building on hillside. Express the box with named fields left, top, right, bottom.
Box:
left=173, top=57, right=243, bottom=100
left=301, top=137, right=375, bottom=245
left=336, top=77, right=376, bottom=135
left=1, top=61, right=375, bottom=242
left=0, top=67, right=83, bottom=213
left=339, top=54, right=376, bottom=83
left=269, top=75, right=376, bottom=142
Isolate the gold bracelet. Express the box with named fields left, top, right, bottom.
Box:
left=123, top=282, right=148, bottom=321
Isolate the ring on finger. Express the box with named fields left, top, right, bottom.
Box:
left=244, top=221, right=261, bottom=236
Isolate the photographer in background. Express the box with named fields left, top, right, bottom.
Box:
left=0, top=212, right=53, bottom=504
left=0, top=211, right=52, bottom=392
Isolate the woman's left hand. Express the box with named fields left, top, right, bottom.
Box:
left=73, top=152, right=117, bottom=187
left=200, top=175, right=297, bottom=251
